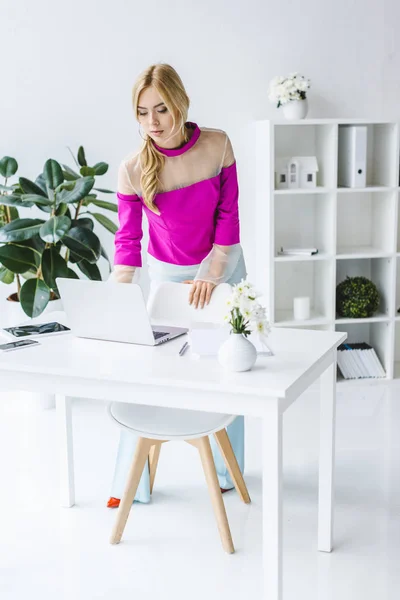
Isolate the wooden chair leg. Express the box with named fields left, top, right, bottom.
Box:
left=213, top=428, right=251, bottom=504
left=110, top=437, right=153, bottom=545
left=191, top=436, right=235, bottom=554
left=149, top=442, right=162, bottom=494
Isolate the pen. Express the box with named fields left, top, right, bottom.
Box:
left=179, top=341, right=189, bottom=356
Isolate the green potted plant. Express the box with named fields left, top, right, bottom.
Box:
left=336, top=276, right=380, bottom=318
left=0, top=147, right=117, bottom=319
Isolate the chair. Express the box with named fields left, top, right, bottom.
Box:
left=108, top=282, right=250, bottom=554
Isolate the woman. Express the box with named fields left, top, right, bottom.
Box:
left=108, top=63, right=246, bottom=507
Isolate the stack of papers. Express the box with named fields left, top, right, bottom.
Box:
left=337, top=342, right=386, bottom=379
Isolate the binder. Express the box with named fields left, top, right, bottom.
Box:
left=338, top=125, right=367, bottom=188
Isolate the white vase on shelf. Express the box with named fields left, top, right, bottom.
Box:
left=218, top=333, right=257, bottom=372
left=282, top=98, right=308, bottom=120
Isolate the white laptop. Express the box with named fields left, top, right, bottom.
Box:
left=56, top=278, right=188, bottom=346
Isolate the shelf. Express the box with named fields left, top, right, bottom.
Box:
left=337, top=373, right=389, bottom=385
left=273, top=309, right=329, bottom=326
left=335, top=313, right=390, bottom=325
left=274, top=187, right=332, bottom=195
left=337, top=191, right=396, bottom=255
left=255, top=118, right=400, bottom=384
left=337, top=186, right=395, bottom=193
left=275, top=253, right=331, bottom=262
left=274, top=123, right=337, bottom=188
left=274, top=260, right=334, bottom=324
left=336, top=320, right=391, bottom=378
left=274, top=193, right=335, bottom=256
left=336, top=257, right=394, bottom=318
left=336, top=247, right=393, bottom=259
left=337, top=123, right=398, bottom=188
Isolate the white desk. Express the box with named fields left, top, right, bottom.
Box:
left=0, top=311, right=346, bottom=600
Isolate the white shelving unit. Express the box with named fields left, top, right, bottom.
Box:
left=255, top=118, right=400, bottom=382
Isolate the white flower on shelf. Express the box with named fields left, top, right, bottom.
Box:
left=268, top=73, right=311, bottom=108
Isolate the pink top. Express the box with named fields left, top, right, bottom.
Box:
left=114, top=122, right=240, bottom=267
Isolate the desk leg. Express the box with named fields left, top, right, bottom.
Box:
left=262, top=405, right=283, bottom=600
left=56, top=394, right=75, bottom=507
left=318, top=355, right=336, bottom=552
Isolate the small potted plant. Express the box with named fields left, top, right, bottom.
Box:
left=0, top=147, right=117, bottom=320
left=218, top=280, right=271, bottom=372
left=336, top=276, right=380, bottom=318
left=268, top=72, right=311, bottom=120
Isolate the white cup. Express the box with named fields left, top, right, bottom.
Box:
left=293, top=296, right=310, bottom=320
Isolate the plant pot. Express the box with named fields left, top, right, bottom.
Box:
left=282, top=98, right=308, bottom=120
left=1, top=293, right=63, bottom=410
left=218, top=332, right=257, bottom=372
left=2, top=292, right=63, bottom=328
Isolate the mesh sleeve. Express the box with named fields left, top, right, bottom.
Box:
left=193, top=243, right=242, bottom=285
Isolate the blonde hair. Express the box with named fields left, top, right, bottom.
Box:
left=132, top=64, right=190, bottom=212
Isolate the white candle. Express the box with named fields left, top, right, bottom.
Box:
left=293, top=296, right=310, bottom=320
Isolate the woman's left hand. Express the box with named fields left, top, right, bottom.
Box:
left=183, top=280, right=216, bottom=309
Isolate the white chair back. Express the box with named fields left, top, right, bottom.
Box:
left=148, top=282, right=232, bottom=328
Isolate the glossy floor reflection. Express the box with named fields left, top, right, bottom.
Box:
left=0, top=381, right=399, bottom=600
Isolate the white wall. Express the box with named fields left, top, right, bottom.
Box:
left=1, top=0, right=400, bottom=298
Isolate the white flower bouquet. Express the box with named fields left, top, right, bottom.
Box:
left=224, top=279, right=271, bottom=342
left=268, top=72, right=311, bottom=108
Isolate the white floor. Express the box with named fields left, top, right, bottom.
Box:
left=0, top=381, right=399, bottom=600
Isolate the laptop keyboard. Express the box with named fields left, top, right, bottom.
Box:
left=153, top=331, right=168, bottom=340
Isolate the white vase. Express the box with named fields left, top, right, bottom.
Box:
left=218, top=333, right=257, bottom=372
left=1, top=295, right=63, bottom=410
left=282, top=98, right=308, bottom=120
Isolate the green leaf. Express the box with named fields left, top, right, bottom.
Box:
left=61, top=165, right=80, bottom=180
left=0, top=218, right=44, bottom=243
left=41, top=247, right=69, bottom=290
left=77, top=259, right=102, bottom=281
left=0, top=266, right=14, bottom=284
left=66, top=268, right=79, bottom=279
left=62, top=226, right=101, bottom=264
left=19, top=177, right=47, bottom=197
left=100, top=245, right=111, bottom=271
left=93, top=187, right=114, bottom=194
left=93, top=162, right=108, bottom=176
left=39, top=216, right=71, bottom=243
left=88, top=199, right=118, bottom=213
left=77, top=146, right=87, bottom=167
left=19, top=278, right=51, bottom=318
left=0, top=184, right=15, bottom=192
left=20, top=194, right=54, bottom=206
left=57, top=176, right=95, bottom=205
left=71, top=217, right=93, bottom=230
left=43, top=159, right=64, bottom=191
left=0, top=194, right=34, bottom=208
left=55, top=203, right=68, bottom=216
left=0, top=156, right=18, bottom=178
left=0, top=244, right=37, bottom=273
left=80, top=166, right=96, bottom=177
left=9, top=207, right=19, bottom=221
left=90, top=212, right=117, bottom=234
left=34, top=173, right=48, bottom=194
left=18, top=237, right=45, bottom=266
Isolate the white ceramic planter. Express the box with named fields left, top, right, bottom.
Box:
left=218, top=332, right=257, bottom=372
left=282, top=98, right=308, bottom=120
left=1, top=294, right=63, bottom=410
